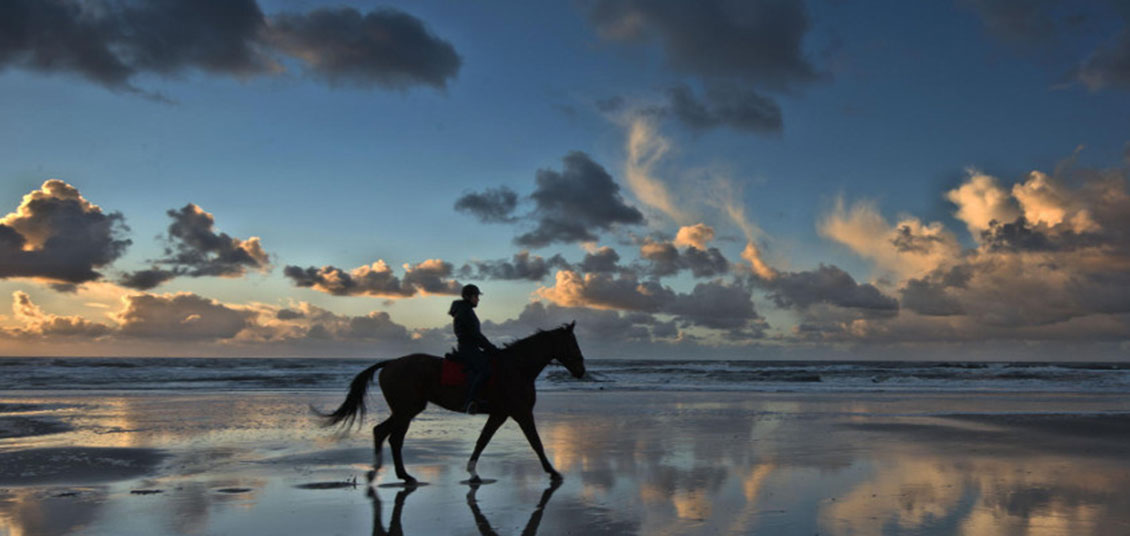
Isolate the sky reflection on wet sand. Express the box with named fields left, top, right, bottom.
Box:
left=2, top=391, right=1130, bottom=535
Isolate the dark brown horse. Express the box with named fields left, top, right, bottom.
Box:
left=321, top=322, right=585, bottom=485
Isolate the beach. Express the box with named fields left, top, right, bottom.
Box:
left=2, top=389, right=1129, bottom=535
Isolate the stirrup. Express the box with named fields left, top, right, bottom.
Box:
left=464, top=401, right=479, bottom=415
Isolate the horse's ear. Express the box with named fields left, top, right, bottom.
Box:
left=567, top=320, right=575, bottom=332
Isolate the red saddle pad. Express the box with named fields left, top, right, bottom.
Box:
left=440, top=359, right=467, bottom=386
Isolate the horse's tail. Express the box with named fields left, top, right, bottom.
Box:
left=315, top=361, right=389, bottom=429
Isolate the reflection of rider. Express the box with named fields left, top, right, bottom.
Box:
left=449, top=284, right=498, bottom=414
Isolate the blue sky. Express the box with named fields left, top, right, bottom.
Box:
left=1, top=0, right=1128, bottom=359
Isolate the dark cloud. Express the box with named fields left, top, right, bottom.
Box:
left=516, top=152, right=645, bottom=247
left=899, top=278, right=965, bottom=317
left=461, top=251, right=569, bottom=281
left=665, top=84, right=782, bottom=133
left=665, top=281, right=762, bottom=331
left=268, top=7, right=461, bottom=89
left=640, top=239, right=729, bottom=278
left=1076, top=26, right=1130, bottom=91
left=284, top=262, right=413, bottom=297
left=579, top=247, right=622, bottom=274
left=400, top=259, right=461, bottom=295
left=0, top=0, right=459, bottom=95
left=284, top=259, right=460, bottom=298
left=586, top=0, right=819, bottom=134
left=0, top=180, right=131, bottom=286
left=119, top=203, right=269, bottom=290
left=114, top=292, right=254, bottom=340
left=453, top=187, right=519, bottom=224
left=586, top=0, right=819, bottom=89
left=118, top=268, right=178, bottom=291
left=765, top=265, right=899, bottom=313
left=276, top=308, right=304, bottom=320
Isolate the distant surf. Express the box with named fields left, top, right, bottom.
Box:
left=1, top=357, right=1129, bottom=393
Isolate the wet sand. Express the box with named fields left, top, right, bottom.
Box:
left=2, top=390, right=1130, bottom=535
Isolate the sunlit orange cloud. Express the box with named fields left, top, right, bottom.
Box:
left=673, top=223, right=714, bottom=250
left=818, top=197, right=960, bottom=281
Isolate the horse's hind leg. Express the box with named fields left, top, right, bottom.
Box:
left=367, top=418, right=395, bottom=482
left=388, top=415, right=417, bottom=485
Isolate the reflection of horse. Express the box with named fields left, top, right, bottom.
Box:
left=369, top=480, right=563, bottom=536
left=322, top=323, right=586, bottom=484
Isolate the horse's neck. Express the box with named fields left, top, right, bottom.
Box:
left=508, top=334, right=555, bottom=381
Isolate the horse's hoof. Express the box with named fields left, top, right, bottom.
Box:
left=549, top=472, right=563, bottom=482
left=366, top=470, right=377, bottom=483
left=403, top=479, right=418, bottom=488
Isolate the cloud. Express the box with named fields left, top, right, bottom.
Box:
left=665, top=84, right=782, bottom=133
left=400, top=259, right=461, bottom=295
left=119, top=204, right=269, bottom=290
left=267, top=7, right=461, bottom=90
left=586, top=0, right=819, bottom=89
left=625, top=118, right=689, bottom=222
left=453, top=187, right=519, bottom=223
left=284, top=258, right=460, bottom=298
left=460, top=251, right=569, bottom=281
left=0, top=0, right=459, bottom=95
left=674, top=223, right=715, bottom=250
left=537, top=270, right=674, bottom=312
left=665, top=281, right=763, bottom=331
left=0, top=180, right=131, bottom=287
left=113, top=292, right=255, bottom=340
left=763, top=265, right=899, bottom=313
left=515, top=151, right=645, bottom=247
left=1, top=291, right=112, bottom=339
left=640, top=238, right=729, bottom=278
left=815, top=153, right=1130, bottom=342
left=536, top=270, right=764, bottom=334
left=587, top=0, right=820, bottom=134
left=819, top=197, right=961, bottom=280
left=579, top=247, right=623, bottom=274
left=961, top=0, right=1060, bottom=46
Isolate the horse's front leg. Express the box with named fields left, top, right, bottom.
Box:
left=514, top=412, right=562, bottom=481
left=467, top=413, right=507, bottom=482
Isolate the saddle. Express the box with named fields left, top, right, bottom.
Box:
left=440, top=354, right=498, bottom=388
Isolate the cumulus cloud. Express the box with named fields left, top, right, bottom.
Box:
left=536, top=270, right=764, bottom=335
left=816, top=155, right=1130, bottom=342
left=453, top=187, right=519, bottom=223
left=516, top=151, right=645, bottom=247
left=460, top=251, right=569, bottom=281
left=0, top=180, right=131, bottom=287
left=640, top=238, right=729, bottom=278
left=113, top=292, right=255, bottom=340
left=284, top=258, right=460, bottom=298
left=579, top=247, right=623, bottom=274
left=762, top=265, right=899, bottom=313
left=1, top=291, right=112, bottom=339
left=119, top=203, right=270, bottom=290
left=819, top=197, right=962, bottom=281
left=674, top=223, right=716, bottom=250
left=0, top=0, right=459, bottom=96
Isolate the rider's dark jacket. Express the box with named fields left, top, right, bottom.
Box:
left=448, top=299, right=497, bottom=358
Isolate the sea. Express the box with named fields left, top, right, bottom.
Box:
left=1, top=357, right=1129, bottom=393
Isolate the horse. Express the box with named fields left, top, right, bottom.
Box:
left=320, top=322, right=586, bottom=485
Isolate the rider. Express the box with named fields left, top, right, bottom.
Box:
left=449, top=284, right=499, bottom=414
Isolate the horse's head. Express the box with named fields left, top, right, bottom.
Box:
left=554, top=321, right=585, bottom=379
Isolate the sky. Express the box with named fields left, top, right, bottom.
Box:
left=1, top=0, right=1128, bottom=360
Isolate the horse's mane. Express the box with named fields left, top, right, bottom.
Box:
left=500, top=324, right=570, bottom=353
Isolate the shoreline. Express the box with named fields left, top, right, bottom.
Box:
left=1, top=390, right=1129, bottom=534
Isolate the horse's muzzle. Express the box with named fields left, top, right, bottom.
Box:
left=572, top=366, right=586, bottom=379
